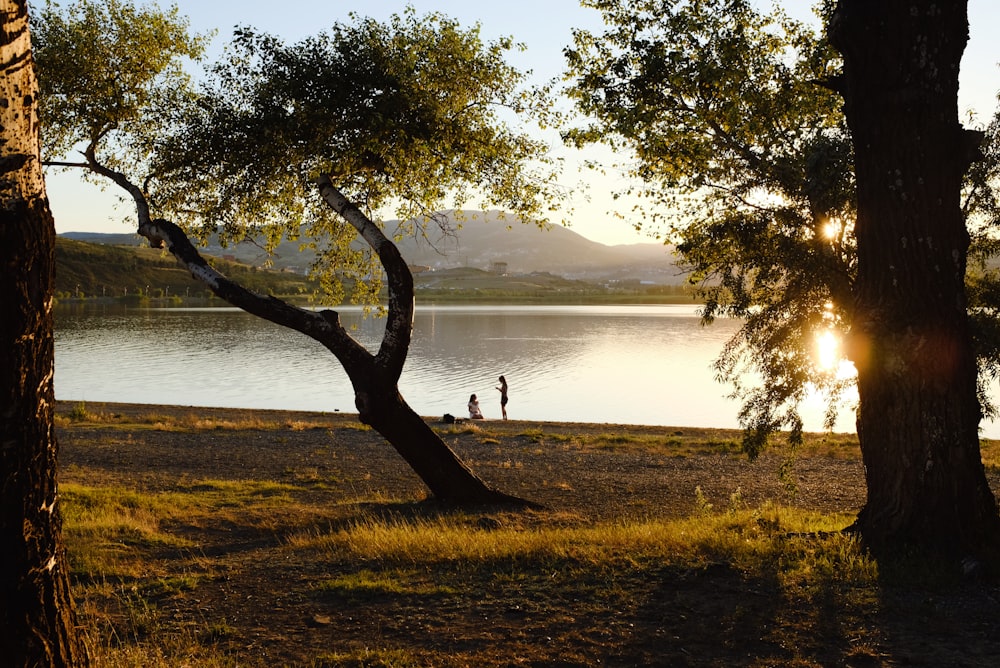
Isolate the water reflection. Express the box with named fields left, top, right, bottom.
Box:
left=51, top=303, right=886, bottom=434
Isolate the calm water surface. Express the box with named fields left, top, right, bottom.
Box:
left=55, top=303, right=993, bottom=436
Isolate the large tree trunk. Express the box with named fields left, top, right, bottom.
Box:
left=0, top=1, right=89, bottom=665
left=831, top=0, right=1000, bottom=555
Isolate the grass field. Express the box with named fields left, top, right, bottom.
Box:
left=56, top=402, right=1000, bottom=667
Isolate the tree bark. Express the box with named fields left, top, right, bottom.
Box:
left=830, top=0, right=1000, bottom=555
left=0, top=1, right=89, bottom=665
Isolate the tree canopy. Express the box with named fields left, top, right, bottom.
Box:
left=567, top=0, right=1000, bottom=554
left=157, top=10, right=560, bottom=305
left=565, top=0, right=1000, bottom=455
left=31, top=0, right=554, bottom=505
left=565, top=0, right=856, bottom=452
left=34, top=0, right=208, bottom=180
left=34, top=2, right=562, bottom=306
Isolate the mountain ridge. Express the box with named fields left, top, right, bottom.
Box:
left=60, top=211, right=686, bottom=284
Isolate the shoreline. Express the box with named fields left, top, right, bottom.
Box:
left=53, top=399, right=857, bottom=440
left=52, top=292, right=698, bottom=308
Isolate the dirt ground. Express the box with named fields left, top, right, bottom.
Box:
left=56, top=401, right=1000, bottom=667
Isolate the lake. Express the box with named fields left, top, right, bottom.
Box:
left=53, top=302, right=986, bottom=437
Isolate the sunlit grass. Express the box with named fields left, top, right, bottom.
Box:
left=62, top=479, right=307, bottom=577
left=516, top=427, right=547, bottom=443
left=439, top=422, right=484, bottom=436
left=61, top=484, right=191, bottom=578
left=314, top=568, right=458, bottom=598
left=59, top=401, right=866, bottom=461
left=313, top=648, right=421, bottom=668
left=54, top=402, right=344, bottom=432
left=57, top=403, right=999, bottom=667
left=80, top=621, right=245, bottom=668
left=286, top=504, right=874, bottom=585
left=451, top=423, right=857, bottom=458
left=64, top=468, right=880, bottom=667
left=980, top=438, right=1000, bottom=469
left=582, top=431, right=744, bottom=454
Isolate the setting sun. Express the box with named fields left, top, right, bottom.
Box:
left=816, top=330, right=840, bottom=370
left=814, top=329, right=858, bottom=380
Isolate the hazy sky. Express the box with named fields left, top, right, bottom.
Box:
left=43, top=0, right=1000, bottom=245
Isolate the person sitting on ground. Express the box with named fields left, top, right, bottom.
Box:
left=468, top=394, right=484, bottom=419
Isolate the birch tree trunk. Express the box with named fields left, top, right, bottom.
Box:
left=0, top=1, right=89, bottom=664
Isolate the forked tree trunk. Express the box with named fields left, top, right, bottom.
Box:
left=0, top=1, right=89, bottom=665
left=118, top=175, right=525, bottom=506
left=831, top=0, right=1000, bottom=555
left=70, top=104, right=529, bottom=505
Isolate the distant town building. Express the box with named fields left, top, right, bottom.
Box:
left=490, top=261, right=508, bottom=276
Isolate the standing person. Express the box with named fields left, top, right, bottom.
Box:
left=496, top=375, right=508, bottom=420
left=468, top=394, right=484, bottom=420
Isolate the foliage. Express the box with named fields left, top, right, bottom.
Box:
left=150, top=9, right=562, bottom=305
left=564, top=0, right=852, bottom=454
left=33, top=3, right=562, bottom=309
left=565, top=0, right=1000, bottom=453
left=964, top=110, right=1000, bottom=420
left=35, top=2, right=546, bottom=506
left=67, top=401, right=90, bottom=422
left=32, top=0, right=209, bottom=177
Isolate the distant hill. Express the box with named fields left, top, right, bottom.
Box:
left=55, top=237, right=314, bottom=299
left=58, top=231, right=147, bottom=247
left=61, top=211, right=687, bottom=285
left=393, top=212, right=682, bottom=284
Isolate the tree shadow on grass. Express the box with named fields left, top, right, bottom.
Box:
left=872, top=570, right=1000, bottom=667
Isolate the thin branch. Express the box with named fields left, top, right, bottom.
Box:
left=41, top=160, right=90, bottom=168
left=82, top=143, right=151, bottom=224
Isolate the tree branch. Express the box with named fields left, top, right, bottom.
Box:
left=316, top=173, right=414, bottom=381
left=66, top=146, right=381, bottom=401
left=75, top=140, right=374, bottom=372
left=82, top=143, right=152, bottom=225
left=41, top=160, right=89, bottom=169
left=138, top=217, right=371, bottom=369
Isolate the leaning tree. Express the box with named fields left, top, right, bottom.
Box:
left=0, top=0, right=89, bottom=664
left=33, top=1, right=562, bottom=504
left=565, top=0, right=1000, bottom=556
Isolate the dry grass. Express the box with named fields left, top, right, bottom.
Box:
left=59, top=400, right=361, bottom=433
left=55, top=401, right=1000, bottom=667
left=287, top=505, right=867, bottom=572
left=66, top=483, right=876, bottom=667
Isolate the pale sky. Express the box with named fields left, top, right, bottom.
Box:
left=42, top=0, right=1000, bottom=246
